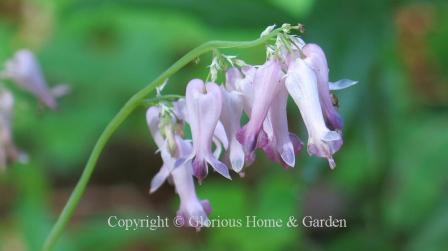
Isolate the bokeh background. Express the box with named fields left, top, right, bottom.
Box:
left=1, top=0, right=448, bottom=250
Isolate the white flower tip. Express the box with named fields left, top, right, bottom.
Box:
left=260, top=24, right=276, bottom=37
left=328, top=157, right=336, bottom=170
left=51, top=84, right=71, bottom=98
left=17, top=151, right=29, bottom=164
left=322, top=131, right=342, bottom=142
left=280, top=148, right=295, bottom=167
left=231, top=158, right=244, bottom=173
left=208, top=157, right=231, bottom=180
left=329, top=79, right=359, bottom=91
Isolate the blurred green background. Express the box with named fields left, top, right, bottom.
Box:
left=1, top=0, right=448, bottom=250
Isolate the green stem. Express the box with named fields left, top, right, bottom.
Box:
left=42, top=30, right=280, bottom=251
left=142, top=94, right=184, bottom=106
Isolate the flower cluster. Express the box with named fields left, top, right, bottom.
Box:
left=146, top=25, right=357, bottom=229
left=0, top=49, right=69, bottom=169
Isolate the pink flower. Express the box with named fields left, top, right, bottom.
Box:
left=185, top=79, right=230, bottom=181
left=236, top=60, right=283, bottom=157
left=285, top=57, right=342, bottom=169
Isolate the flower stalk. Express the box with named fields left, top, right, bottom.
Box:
left=42, top=28, right=283, bottom=251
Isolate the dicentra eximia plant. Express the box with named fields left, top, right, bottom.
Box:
left=42, top=24, right=357, bottom=250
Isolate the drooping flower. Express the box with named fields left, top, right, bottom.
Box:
left=184, top=79, right=230, bottom=181
left=146, top=106, right=210, bottom=229
left=173, top=97, right=229, bottom=165
left=258, top=85, right=302, bottom=168
left=0, top=89, right=24, bottom=170
left=302, top=43, right=343, bottom=130
left=236, top=59, right=283, bottom=157
left=1, top=49, right=69, bottom=109
left=146, top=106, right=177, bottom=191
left=219, top=85, right=245, bottom=172
left=285, top=57, right=342, bottom=169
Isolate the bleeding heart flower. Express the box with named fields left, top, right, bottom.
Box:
left=302, top=43, right=343, bottom=131
left=0, top=89, right=26, bottom=170
left=236, top=59, right=283, bottom=157
left=259, top=85, right=302, bottom=168
left=285, top=57, right=342, bottom=169
left=1, top=50, right=69, bottom=109
left=185, top=79, right=230, bottom=181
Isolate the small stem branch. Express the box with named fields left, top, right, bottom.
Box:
left=42, top=29, right=280, bottom=251
left=142, top=94, right=184, bottom=106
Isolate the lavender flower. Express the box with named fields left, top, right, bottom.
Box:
left=0, top=89, right=26, bottom=170
left=174, top=97, right=229, bottom=166
left=302, top=43, right=343, bottom=130
left=237, top=60, right=283, bottom=157
left=185, top=79, right=231, bottom=181
left=1, top=49, right=69, bottom=109
left=285, top=57, right=342, bottom=169
left=259, top=85, right=302, bottom=168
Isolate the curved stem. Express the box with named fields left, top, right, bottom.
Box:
left=42, top=30, right=280, bottom=251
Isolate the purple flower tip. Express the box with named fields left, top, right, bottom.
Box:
left=236, top=126, right=258, bottom=156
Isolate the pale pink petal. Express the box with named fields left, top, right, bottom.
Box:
left=220, top=86, right=245, bottom=172
left=146, top=106, right=164, bottom=148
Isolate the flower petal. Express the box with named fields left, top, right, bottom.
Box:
left=329, top=79, right=359, bottom=91
left=214, top=121, right=229, bottom=150
left=220, top=86, right=245, bottom=172
left=146, top=106, right=165, bottom=148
